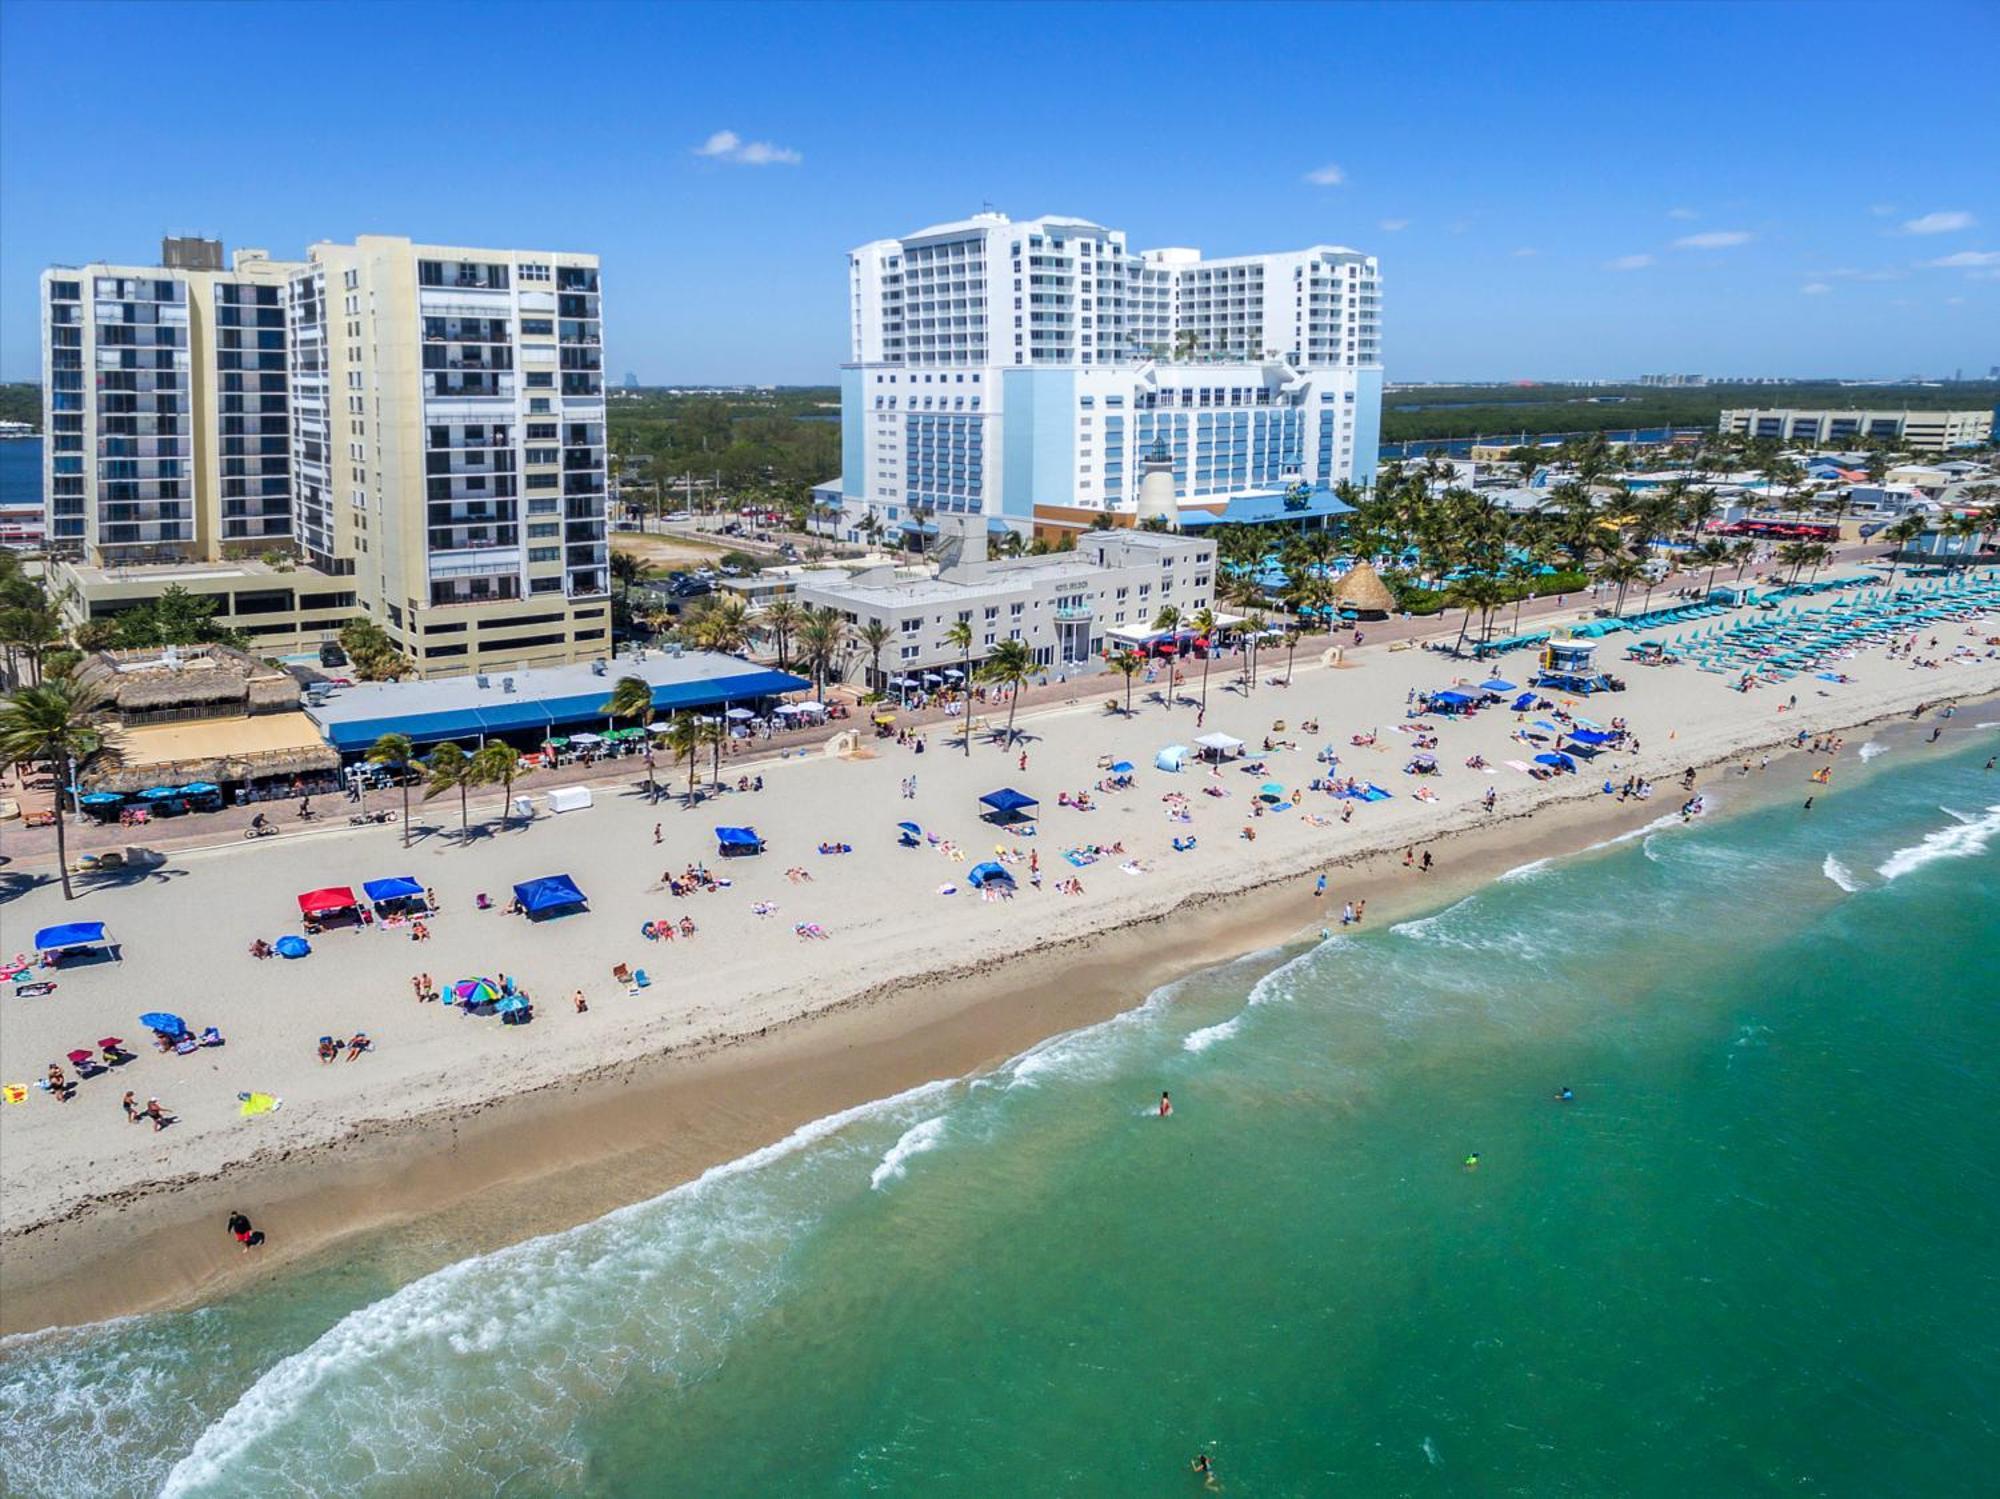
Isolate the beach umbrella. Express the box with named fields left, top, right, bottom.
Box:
left=65, top=1049, right=94, bottom=1066
left=494, top=994, right=530, bottom=1015
left=238, top=1092, right=281, bottom=1118
left=725, top=707, right=756, bottom=720
left=569, top=732, right=603, bottom=746
left=1260, top=781, right=1286, bottom=800
left=1109, top=761, right=1135, bottom=775
left=453, top=977, right=501, bottom=1005
left=274, top=935, right=311, bottom=959
left=896, top=820, right=923, bottom=847
left=139, top=1011, right=188, bottom=1037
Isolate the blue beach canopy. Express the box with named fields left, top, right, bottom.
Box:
left=715, top=826, right=764, bottom=850
left=979, top=788, right=1038, bottom=815
left=274, top=935, right=311, bottom=959
left=1565, top=728, right=1616, bottom=746
left=1534, top=752, right=1577, bottom=770
left=1431, top=690, right=1479, bottom=707
left=139, top=1011, right=188, bottom=1037
left=513, top=874, right=587, bottom=914
left=1511, top=693, right=1538, bottom=711
left=34, top=922, right=106, bottom=952
left=362, top=876, right=425, bottom=903
left=967, top=861, right=1015, bottom=888
left=1479, top=679, right=1516, bottom=692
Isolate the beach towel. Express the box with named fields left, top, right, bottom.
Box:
left=238, top=1092, right=281, bottom=1118
left=2, top=1084, right=26, bottom=1104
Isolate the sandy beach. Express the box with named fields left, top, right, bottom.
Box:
left=4, top=607, right=1997, bottom=1333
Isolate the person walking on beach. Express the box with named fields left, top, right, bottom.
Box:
left=1314, top=873, right=1326, bottom=899
left=227, top=1211, right=260, bottom=1252
left=1803, top=796, right=1815, bottom=812
left=653, top=823, right=662, bottom=844
left=573, top=988, right=588, bottom=1014
left=1353, top=899, right=1366, bottom=924
left=1420, top=850, right=1433, bottom=874
left=121, top=1089, right=138, bottom=1122
left=144, top=1097, right=167, bottom=1131
left=1341, top=900, right=1355, bottom=927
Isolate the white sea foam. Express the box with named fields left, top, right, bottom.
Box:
left=869, top=1116, right=947, bottom=1189
left=1496, top=856, right=1553, bottom=883
left=159, top=1076, right=956, bottom=1497
left=1177, top=940, right=1333, bottom=1055
left=1181, top=1017, right=1243, bottom=1053
left=1583, top=804, right=1702, bottom=855
left=1875, top=803, right=2000, bottom=883
left=1857, top=740, right=1890, bottom=762
left=1821, top=854, right=1861, bottom=893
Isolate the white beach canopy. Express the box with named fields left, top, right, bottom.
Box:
left=725, top=707, right=756, bottom=720
left=1194, top=732, right=1244, bottom=751
left=568, top=732, right=604, bottom=746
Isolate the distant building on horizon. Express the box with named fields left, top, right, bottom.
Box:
left=1718, top=406, right=1993, bottom=452
left=813, top=211, right=1382, bottom=546
left=40, top=234, right=612, bottom=676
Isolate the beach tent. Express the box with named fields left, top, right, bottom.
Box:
left=967, top=861, right=1016, bottom=890
left=1430, top=689, right=1480, bottom=711
left=1194, top=732, right=1244, bottom=761
left=1511, top=692, right=1538, bottom=712
left=1155, top=745, right=1190, bottom=772
left=979, top=788, right=1039, bottom=821
left=1534, top=752, right=1578, bottom=773
left=715, top=825, right=766, bottom=855
left=512, top=874, right=587, bottom=916
left=34, top=921, right=112, bottom=957
left=361, top=875, right=425, bottom=906
left=297, top=887, right=360, bottom=918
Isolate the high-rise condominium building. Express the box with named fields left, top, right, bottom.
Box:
left=814, top=212, right=1382, bottom=544
left=1717, top=407, right=1993, bottom=452
left=40, top=235, right=610, bottom=678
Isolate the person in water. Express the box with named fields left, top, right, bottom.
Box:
left=1463, top=1152, right=1480, bottom=1170
left=227, top=1210, right=259, bottom=1251
left=1556, top=1087, right=1574, bottom=1103
left=1192, top=1453, right=1219, bottom=1490
left=1159, top=1091, right=1173, bottom=1118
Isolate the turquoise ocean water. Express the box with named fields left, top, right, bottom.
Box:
left=4, top=731, right=1997, bottom=1497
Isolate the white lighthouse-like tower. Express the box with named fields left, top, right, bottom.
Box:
left=1133, top=439, right=1178, bottom=529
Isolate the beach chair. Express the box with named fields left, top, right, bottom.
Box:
left=612, top=963, right=633, bottom=985
left=633, top=969, right=651, bottom=989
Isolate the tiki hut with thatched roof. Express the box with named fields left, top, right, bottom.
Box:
left=1332, top=560, right=1397, bottom=618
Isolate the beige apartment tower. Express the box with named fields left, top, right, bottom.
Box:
left=42, top=235, right=612, bottom=677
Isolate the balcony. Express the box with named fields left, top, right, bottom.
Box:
left=429, top=546, right=523, bottom=579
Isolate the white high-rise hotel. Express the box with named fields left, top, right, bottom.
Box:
left=814, top=212, right=1382, bottom=543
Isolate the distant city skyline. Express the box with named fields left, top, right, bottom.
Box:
left=3, top=0, right=1996, bottom=386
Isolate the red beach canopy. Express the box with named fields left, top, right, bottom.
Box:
left=297, top=886, right=359, bottom=916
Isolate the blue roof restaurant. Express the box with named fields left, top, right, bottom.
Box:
left=303, top=650, right=811, bottom=758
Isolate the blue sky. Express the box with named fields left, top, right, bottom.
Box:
left=3, top=0, right=1996, bottom=385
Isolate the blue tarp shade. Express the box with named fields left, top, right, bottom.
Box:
left=513, top=874, right=586, bottom=914
left=967, top=861, right=1015, bottom=888
left=363, top=876, right=426, bottom=903
left=1431, top=690, right=1479, bottom=706
left=1479, top=679, right=1516, bottom=692
left=1511, top=693, right=1538, bottom=711
left=715, top=825, right=763, bottom=849
left=1565, top=728, right=1617, bottom=746
left=316, top=669, right=814, bottom=751
left=979, top=788, right=1038, bottom=815
left=35, top=922, right=106, bottom=952
left=1534, top=752, right=1577, bottom=769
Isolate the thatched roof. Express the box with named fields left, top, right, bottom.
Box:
left=85, top=645, right=297, bottom=715
left=87, top=743, right=339, bottom=794
left=1332, top=560, right=1397, bottom=614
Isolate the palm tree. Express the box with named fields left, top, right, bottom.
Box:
left=1241, top=610, right=1268, bottom=692
left=1880, top=513, right=1928, bottom=587
left=367, top=731, right=417, bottom=847
left=1281, top=627, right=1302, bottom=683
left=1595, top=554, right=1646, bottom=617
left=944, top=618, right=974, bottom=756
left=0, top=671, right=121, bottom=901
left=1728, top=539, right=1757, bottom=582
left=978, top=637, right=1035, bottom=746
left=470, top=742, right=519, bottom=827
left=422, top=740, right=477, bottom=838
left=1686, top=537, right=1732, bottom=598
left=689, top=594, right=752, bottom=655
left=605, top=674, right=658, bottom=799
left=610, top=551, right=652, bottom=603
left=794, top=606, right=844, bottom=701
left=856, top=618, right=893, bottom=696
left=1106, top=649, right=1144, bottom=714
left=759, top=598, right=800, bottom=668
left=1152, top=605, right=1181, bottom=710
left=659, top=713, right=703, bottom=807
left=1188, top=607, right=1218, bottom=717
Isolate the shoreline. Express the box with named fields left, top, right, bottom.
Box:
left=7, top=685, right=1989, bottom=1336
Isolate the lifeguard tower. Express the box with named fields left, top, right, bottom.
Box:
left=1536, top=636, right=1617, bottom=695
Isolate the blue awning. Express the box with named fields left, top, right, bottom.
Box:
left=513, top=874, right=586, bottom=914
left=1565, top=728, right=1616, bottom=746
left=1431, top=690, right=1479, bottom=706
left=715, top=825, right=764, bottom=849
left=35, top=922, right=107, bottom=952
left=1175, top=485, right=1358, bottom=528
left=1534, top=752, right=1577, bottom=769
left=979, top=788, right=1038, bottom=815
left=1478, top=679, right=1516, bottom=692
left=138, top=785, right=185, bottom=800
left=362, top=876, right=426, bottom=903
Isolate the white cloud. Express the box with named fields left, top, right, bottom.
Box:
left=1377, top=218, right=1409, bottom=231
left=1799, top=282, right=1832, bottom=295
left=1511, top=247, right=1539, bottom=257
left=1605, top=254, right=1653, bottom=271
left=1673, top=230, right=1753, bottom=249
left=1899, top=210, right=1974, bottom=235
left=1946, top=296, right=1966, bottom=305
left=1923, top=249, right=2000, bottom=268
left=691, top=129, right=801, bottom=166
left=1303, top=163, right=1345, bottom=186
left=1809, top=266, right=1906, bottom=283
left=1868, top=203, right=1898, bottom=217
left=1666, top=207, right=1699, bottom=221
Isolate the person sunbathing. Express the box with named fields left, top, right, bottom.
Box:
left=678, top=917, right=696, bottom=938
left=318, top=1036, right=340, bottom=1064
left=346, top=1033, right=370, bottom=1061
left=249, top=938, right=273, bottom=960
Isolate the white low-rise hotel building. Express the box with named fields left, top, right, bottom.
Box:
left=815, top=212, right=1382, bottom=547
left=794, top=517, right=1220, bottom=688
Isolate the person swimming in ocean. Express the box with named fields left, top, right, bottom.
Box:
left=1192, top=1453, right=1219, bottom=1490
left=1159, top=1091, right=1173, bottom=1118
left=1556, top=1087, right=1574, bottom=1103
left=1463, top=1152, right=1480, bottom=1170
